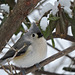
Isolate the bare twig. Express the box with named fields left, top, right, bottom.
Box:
left=1, top=64, right=11, bottom=75
left=0, top=44, right=75, bottom=74
left=47, top=32, right=75, bottom=42
left=35, top=70, right=65, bottom=75
left=0, top=43, right=27, bottom=75
left=0, top=65, right=20, bottom=70
left=25, top=45, right=75, bottom=74
left=6, top=44, right=27, bottom=62
left=63, top=67, right=75, bottom=72
left=7, top=60, right=13, bottom=75
left=5, top=40, right=16, bottom=51
left=12, top=45, right=75, bottom=74
left=11, top=44, right=27, bottom=59
left=12, top=65, right=17, bottom=74
left=55, top=39, right=64, bottom=49
left=47, top=43, right=75, bottom=61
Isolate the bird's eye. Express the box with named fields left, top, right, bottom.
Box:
left=32, top=33, right=35, bottom=37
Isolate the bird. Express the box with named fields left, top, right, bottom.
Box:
left=0, top=23, right=47, bottom=74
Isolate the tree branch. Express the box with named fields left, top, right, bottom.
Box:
left=34, top=70, right=65, bottom=75
left=24, top=45, right=75, bottom=74
left=1, top=45, right=75, bottom=74
left=47, top=32, right=75, bottom=42
left=47, top=43, right=75, bottom=61
left=0, top=0, right=41, bottom=52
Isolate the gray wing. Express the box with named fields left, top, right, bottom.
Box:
left=1, top=35, right=31, bottom=60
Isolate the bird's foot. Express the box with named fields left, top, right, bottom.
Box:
left=35, top=63, right=41, bottom=70
left=20, top=68, right=26, bottom=75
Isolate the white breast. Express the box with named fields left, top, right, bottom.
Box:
left=12, top=37, right=47, bottom=68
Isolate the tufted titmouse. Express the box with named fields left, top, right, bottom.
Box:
left=0, top=23, right=47, bottom=68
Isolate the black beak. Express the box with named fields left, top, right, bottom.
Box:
left=37, top=32, right=43, bottom=38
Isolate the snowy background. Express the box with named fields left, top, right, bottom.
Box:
left=0, top=0, right=75, bottom=75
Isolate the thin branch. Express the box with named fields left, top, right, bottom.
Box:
left=5, top=40, right=16, bottom=51
left=61, top=35, right=75, bottom=42
left=47, top=43, right=75, bottom=61
left=47, top=32, right=75, bottom=42
left=1, top=64, right=11, bottom=75
left=12, top=65, right=17, bottom=74
left=13, top=45, right=75, bottom=74
left=1, top=45, right=75, bottom=74
left=10, top=44, right=27, bottom=60
left=55, top=39, right=64, bottom=49
left=35, top=70, right=65, bottom=75
left=0, top=65, right=20, bottom=70
left=63, top=67, right=75, bottom=72
left=7, top=60, right=13, bottom=75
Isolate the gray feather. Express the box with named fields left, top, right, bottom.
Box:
left=29, top=22, right=41, bottom=34
left=1, top=36, right=31, bottom=60
left=0, top=23, right=41, bottom=64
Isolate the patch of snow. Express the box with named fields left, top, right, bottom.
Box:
left=59, top=0, right=71, bottom=7
left=40, top=17, right=48, bottom=31
left=28, top=3, right=53, bottom=23
left=40, top=3, right=53, bottom=15
left=59, top=0, right=72, bottom=18
left=1, top=4, right=9, bottom=13
left=49, top=0, right=57, bottom=5
left=64, top=7, right=72, bottom=18
left=0, top=13, right=4, bottom=19
left=15, top=0, right=17, bottom=3
left=51, top=1, right=59, bottom=15
left=45, top=38, right=74, bottom=74
left=0, top=20, right=2, bottom=24
left=22, top=22, right=28, bottom=31
left=2, top=32, right=22, bottom=54
left=28, top=9, right=41, bottom=23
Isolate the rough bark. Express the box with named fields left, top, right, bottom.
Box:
left=0, top=0, right=40, bottom=52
